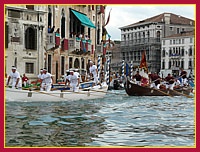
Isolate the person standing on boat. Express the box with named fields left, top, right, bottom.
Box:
left=37, top=69, right=44, bottom=91
left=6, top=66, right=22, bottom=89
left=150, top=72, right=161, bottom=89
left=180, top=68, right=188, bottom=86
left=89, top=61, right=99, bottom=85
left=64, top=70, right=70, bottom=86
left=133, top=71, right=142, bottom=85
left=74, top=68, right=82, bottom=83
left=41, top=68, right=53, bottom=92
left=164, top=73, right=175, bottom=90
left=68, top=70, right=79, bottom=92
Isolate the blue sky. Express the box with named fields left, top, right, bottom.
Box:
left=104, top=5, right=195, bottom=40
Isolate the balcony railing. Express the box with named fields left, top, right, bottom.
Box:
left=121, top=37, right=161, bottom=46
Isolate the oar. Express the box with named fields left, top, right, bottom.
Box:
left=170, top=89, right=193, bottom=98
left=153, top=88, right=173, bottom=97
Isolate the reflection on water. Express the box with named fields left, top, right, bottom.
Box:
left=5, top=91, right=195, bottom=147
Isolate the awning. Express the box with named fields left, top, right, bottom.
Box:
left=71, top=10, right=96, bottom=29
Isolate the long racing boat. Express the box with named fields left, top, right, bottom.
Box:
left=6, top=83, right=108, bottom=102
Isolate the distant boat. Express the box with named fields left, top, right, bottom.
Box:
left=124, top=77, right=192, bottom=97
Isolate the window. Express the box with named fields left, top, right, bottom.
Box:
left=169, top=60, right=171, bottom=69
left=181, top=47, right=185, bottom=56
left=177, top=28, right=180, bottom=34
left=170, top=27, right=173, bottom=31
left=47, top=54, right=52, bottom=73
left=61, top=8, right=65, bottom=38
left=189, top=46, right=193, bottom=56
left=25, top=27, right=37, bottom=50
left=188, top=59, right=192, bottom=67
left=25, top=63, right=34, bottom=74
left=61, top=56, right=65, bottom=75
left=181, top=60, right=184, bottom=69
left=69, top=57, right=73, bottom=69
left=162, top=49, right=165, bottom=57
left=182, top=39, right=184, bottom=44
left=8, top=10, right=20, bottom=18
left=190, top=38, right=193, bottom=43
left=170, top=40, right=172, bottom=45
left=5, top=23, right=8, bottom=48
left=162, top=60, right=165, bottom=69
left=26, top=5, right=34, bottom=10
left=163, top=40, right=165, bottom=45
left=48, top=7, right=52, bottom=27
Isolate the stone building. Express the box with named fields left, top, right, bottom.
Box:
left=119, top=13, right=195, bottom=73
left=5, top=5, right=46, bottom=80
left=5, top=5, right=106, bottom=82
left=160, top=30, right=195, bottom=78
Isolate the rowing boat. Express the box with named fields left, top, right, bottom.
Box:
left=5, top=83, right=108, bottom=102
left=124, top=77, right=193, bottom=97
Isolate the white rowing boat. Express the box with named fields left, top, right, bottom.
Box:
left=5, top=84, right=108, bottom=102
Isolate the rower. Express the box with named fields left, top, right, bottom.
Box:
left=6, top=66, right=22, bottom=89
left=164, top=73, right=175, bottom=90
left=180, top=68, right=188, bottom=86
left=41, top=68, right=53, bottom=92
left=68, top=70, right=80, bottom=92
left=150, top=72, right=161, bottom=89
left=132, top=71, right=142, bottom=85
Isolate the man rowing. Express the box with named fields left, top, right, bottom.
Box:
left=6, top=66, right=22, bottom=89
left=180, top=68, right=188, bottom=86
left=164, top=73, right=175, bottom=90
left=150, top=72, right=161, bottom=89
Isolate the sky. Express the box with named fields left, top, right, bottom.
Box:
left=104, top=5, right=195, bottom=40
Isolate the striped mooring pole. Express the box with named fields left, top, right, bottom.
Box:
left=122, top=60, right=124, bottom=79
left=106, top=56, right=110, bottom=85
left=97, top=55, right=101, bottom=82
left=130, top=61, right=133, bottom=79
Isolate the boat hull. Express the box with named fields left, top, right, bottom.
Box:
left=125, top=77, right=192, bottom=96
left=6, top=85, right=108, bottom=102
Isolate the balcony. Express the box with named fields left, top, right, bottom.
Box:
left=121, top=37, right=161, bottom=46
left=169, top=53, right=181, bottom=59
left=68, top=38, right=92, bottom=55
left=46, top=33, right=55, bottom=50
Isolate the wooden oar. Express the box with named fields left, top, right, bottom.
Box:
left=153, top=88, right=173, bottom=97
left=170, top=89, right=193, bottom=98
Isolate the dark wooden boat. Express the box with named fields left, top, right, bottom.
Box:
left=124, top=77, right=193, bottom=97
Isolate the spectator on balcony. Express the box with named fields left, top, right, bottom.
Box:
left=49, top=26, right=55, bottom=33
left=48, top=26, right=51, bottom=33
left=79, top=33, right=83, bottom=39
left=56, top=28, right=60, bottom=33
left=85, top=35, right=89, bottom=40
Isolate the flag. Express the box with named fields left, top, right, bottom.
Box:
left=64, top=39, right=68, bottom=50
left=55, top=33, right=60, bottom=46
left=139, top=50, right=148, bottom=70
left=126, top=63, right=129, bottom=76
left=104, top=8, right=112, bottom=27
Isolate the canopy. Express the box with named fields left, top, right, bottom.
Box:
left=71, top=10, right=96, bottom=29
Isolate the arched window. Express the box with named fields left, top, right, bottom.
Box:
left=48, top=6, right=52, bottom=27
left=25, top=27, right=36, bottom=50
left=61, top=8, right=65, bottom=38
left=156, top=31, right=160, bottom=42
left=74, top=58, right=80, bottom=68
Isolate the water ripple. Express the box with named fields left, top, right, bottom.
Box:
left=5, top=90, right=195, bottom=147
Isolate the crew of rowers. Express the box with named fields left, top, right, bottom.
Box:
left=132, top=68, right=188, bottom=90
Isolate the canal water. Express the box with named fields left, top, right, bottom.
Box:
left=5, top=90, right=195, bottom=147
